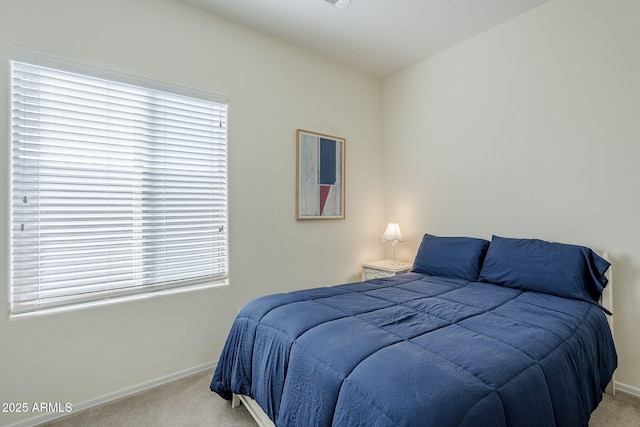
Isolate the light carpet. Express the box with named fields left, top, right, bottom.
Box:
left=39, top=369, right=640, bottom=426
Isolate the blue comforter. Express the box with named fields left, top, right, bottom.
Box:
left=211, top=273, right=617, bottom=426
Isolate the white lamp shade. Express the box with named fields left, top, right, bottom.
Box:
left=381, top=223, right=405, bottom=242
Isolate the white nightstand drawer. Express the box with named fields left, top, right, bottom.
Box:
left=362, top=260, right=412, bottom=281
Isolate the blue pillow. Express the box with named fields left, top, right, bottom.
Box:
left=412, top=234, right=490, bottom=281
left=478, top=236, right=610, bottom=303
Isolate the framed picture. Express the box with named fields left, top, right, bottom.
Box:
left=296, top=129, right=345, bottom=220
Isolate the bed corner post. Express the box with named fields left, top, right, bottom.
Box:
left=602, top=252, right=615, bottom=396
left=231, top=393, right=241, bottom=409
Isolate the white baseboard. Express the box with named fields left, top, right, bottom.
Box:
left=615, top=381, right=640, bottom=398
left=8, top=361, right=217, bottom=427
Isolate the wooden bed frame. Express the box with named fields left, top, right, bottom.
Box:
left=231, top=394, right=276, bottom=427
left=230, top=253, right=616, bottom=425
left=602, top=252, right=615, bottom=395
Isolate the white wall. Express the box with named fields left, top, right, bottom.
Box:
left=383, top=0, right=640, bottom=395
left=0, top=0, right=384, bottom=425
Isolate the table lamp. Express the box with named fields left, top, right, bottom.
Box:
left=381, top=223, right=405, bottom=265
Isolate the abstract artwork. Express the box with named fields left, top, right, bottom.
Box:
left=296, top=129, right=345, bottom=220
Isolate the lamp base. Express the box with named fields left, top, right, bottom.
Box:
left=390, top=242, right=398, bottom=265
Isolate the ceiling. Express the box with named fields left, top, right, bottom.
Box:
left=180, top=0, right=550, bottom=78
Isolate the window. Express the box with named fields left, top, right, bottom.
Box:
left=9, top=50, right=228, bottom=314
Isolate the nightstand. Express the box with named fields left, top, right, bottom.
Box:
left=362, top=260, right=413, bottom=281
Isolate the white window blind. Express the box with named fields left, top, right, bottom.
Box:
left=10, top=52, right=228, bottom=314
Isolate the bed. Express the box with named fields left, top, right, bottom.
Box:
left=210, top=234, right=617, bottom=426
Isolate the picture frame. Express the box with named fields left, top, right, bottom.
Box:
left=296, top=129, right=345, bottom=220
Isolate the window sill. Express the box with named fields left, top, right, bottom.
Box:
left=9, top=279, right=230, bottom=319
